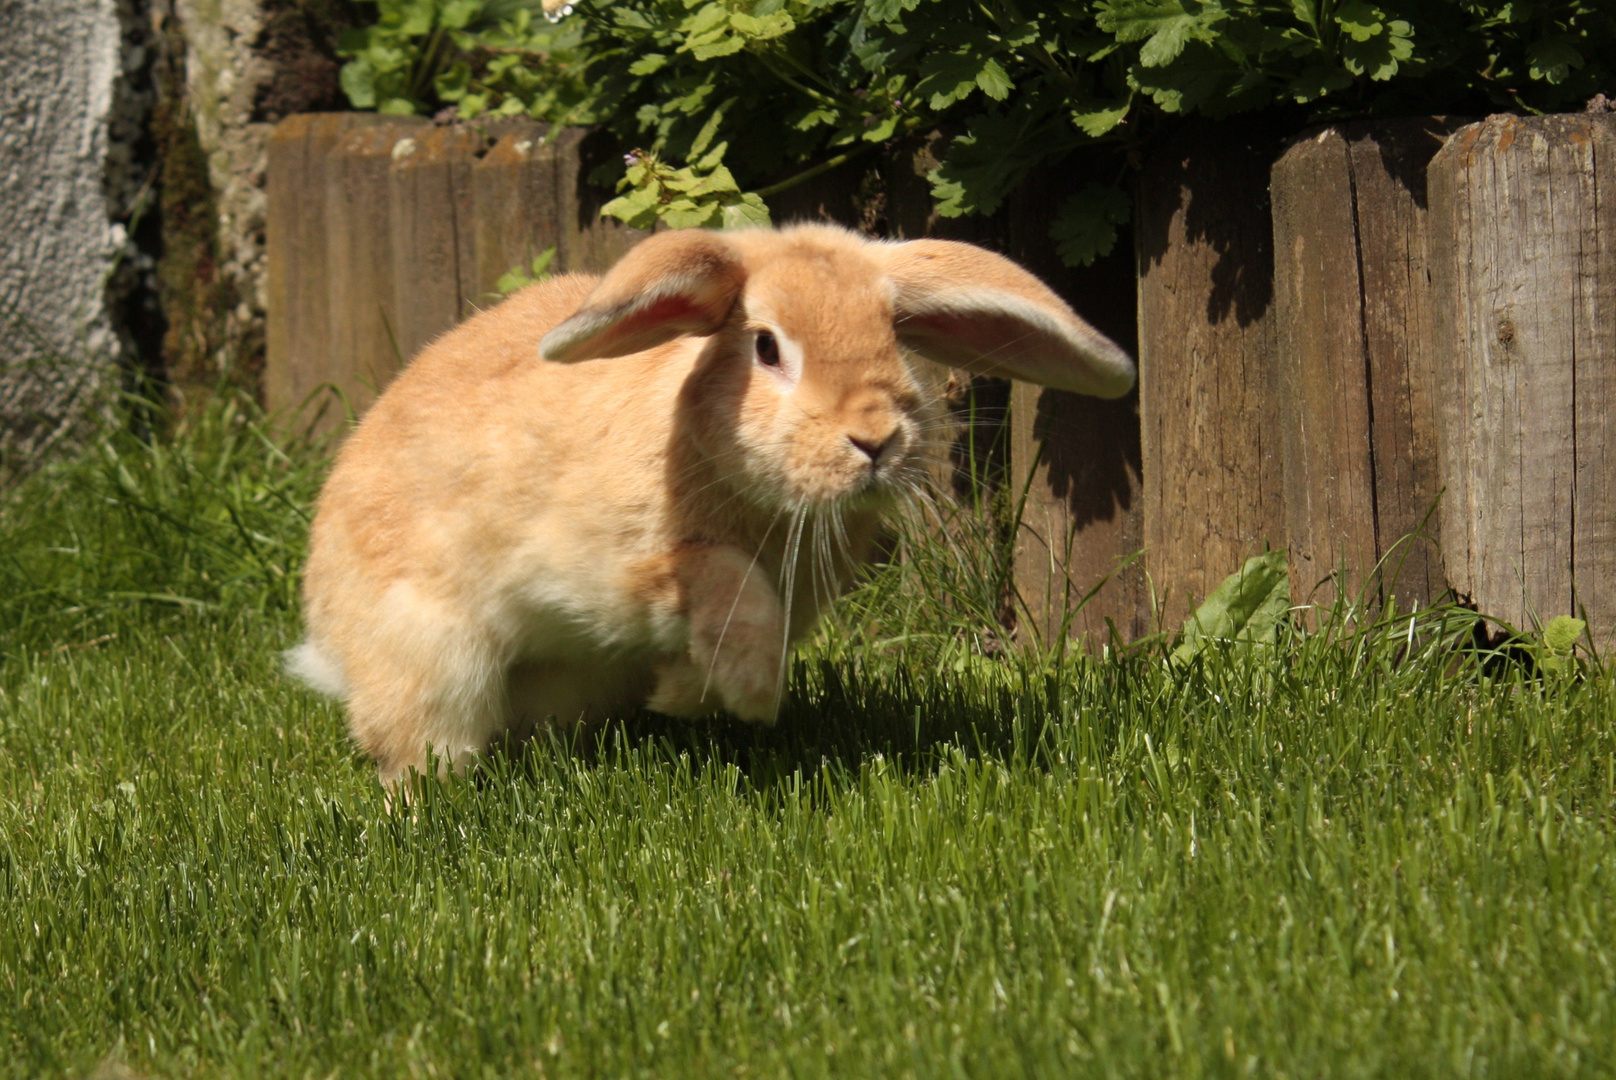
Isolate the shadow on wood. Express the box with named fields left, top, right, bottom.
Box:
left=1137, top=119, right=1286, bottom=629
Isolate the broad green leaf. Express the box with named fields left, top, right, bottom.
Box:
left=1334, top=0, right=1384, bottom=43
left=720, top=192, right=773, bottom=229
left=681, top=4, right=729, bottom=36
left=1097, top=0, right=1228, bottom=69
left=1071, top=98, right=1132, bottom=137
left=730, top=11, right=794, bottom=39
left=1340, top=17, right=1413, bottom=80
left=1128, top=40, right=1239, bottom=113
left=1527, top=37, right=1583, bottom=83
left=916, top=51, right=991, bottom=110
left=1287, top=63, right=1353, bottom=102
left=1171, top=550, right=1291, bottom=664
left=399, top=0, right=435, bottom=36
left=440, top=0, right=481, bottom=31
left=862, top=113, right=900, bottom=141
left=976, top=58, right=1012, bottom=100
left=340, top=59, right=377, bottom=108
left=1543, top=615, right=1585, bottom=655
left=691, top=35, right=747, bottom=60
left=1051, top=184, right=1132, bottom=267
left=628, top=53, right=670, bottom=76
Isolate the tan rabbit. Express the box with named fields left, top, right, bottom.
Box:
left=289, top=224, right=1134, bottom=784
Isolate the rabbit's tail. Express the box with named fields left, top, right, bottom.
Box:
left=284, top=640, right=349, bottom=698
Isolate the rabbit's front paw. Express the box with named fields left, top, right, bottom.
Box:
left=680, top=544, right=786, bottom=725
left=646, top=657, right=713, bottom=718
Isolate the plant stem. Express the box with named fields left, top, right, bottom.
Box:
left=755, top=144, right=880, bottom=198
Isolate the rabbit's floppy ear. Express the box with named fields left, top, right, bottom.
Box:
left=541, top=230, right=746, bottom=362
left=878, top=239, right=1135, bottom=398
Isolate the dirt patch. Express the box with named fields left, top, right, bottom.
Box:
left=252, top=0, right=365, bottom=123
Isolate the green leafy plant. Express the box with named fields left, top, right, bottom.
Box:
left=340, top=1, right=1616, bottom=263
left=1171, top=549, right=1292, bottom=664
left=493, top=245, right=557, bottom=295
left=1537, top=613, right=1587, bottom=677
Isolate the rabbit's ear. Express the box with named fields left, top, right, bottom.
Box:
left=541, top=230, right=746, bottom=362
left=878, top=239, right=1135, bottom=398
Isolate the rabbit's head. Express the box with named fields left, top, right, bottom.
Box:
left=540, top=224, right=1133, bottom=513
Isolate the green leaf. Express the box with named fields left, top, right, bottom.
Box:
left=1097, top=0, right=1228, bottom=69
left=1171, top=550, right=1291, bottom=664
left=1127, top=40, right=1240, bottom=113
left=628, top=53, right=669, bottom=76
left=398, top=0, right=435, bottom=36
left=340, top=59, right=377, bottom=109
left=1071, top=98, right=1132, bottom=137
left=1340, top=19, right=1413, bottom=80
left=720, top=192, right=773, bottom=229
left=1051, top=184, right=1132, bottom=267
left=1542, top=615, right=1585, bottom=656
left=439, top=0, right=481, bottom=31
left=1334, top=0, right=1383, bottom=43
left=730, top=11, right=794, bottom=40
left=691, top=35, right=747, bottom=61
left=976, top=58, right=1012, bottom=101
left=1527, top=37, right=1583, bottom=84
left=916, top=51, right=990, bottom=111
left=1287, top=63, right=1354, bottom=102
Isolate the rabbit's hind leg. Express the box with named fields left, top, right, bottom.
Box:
left=343, top=629, right=508, bottom=787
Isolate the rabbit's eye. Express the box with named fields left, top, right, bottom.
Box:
left=755, top=332, right=781, bottom=367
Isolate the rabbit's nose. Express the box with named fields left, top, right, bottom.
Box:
left=848, top=429, right=898, bottom=465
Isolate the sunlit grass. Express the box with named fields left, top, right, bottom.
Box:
left=1, top=396, right=1612, bottom=1078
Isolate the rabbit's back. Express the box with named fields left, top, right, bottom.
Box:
left=301, top=273, right=700, bottom=740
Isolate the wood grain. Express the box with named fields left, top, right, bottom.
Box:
left=388, top=126, right=481, bottom=368
left=1430, top=113, right=1616, bottom=642
left=264, top=112, right=391, bottom=424
left=1271, top=119, right=1460, bottom=613
left=1137, top=121, right=1285, bottom=628
left=324, top=122, right=426, bottom=418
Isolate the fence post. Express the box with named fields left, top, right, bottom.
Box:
left=1271, top=119, right=1463, bottom=613
left=1137, top=120, right=1285, bottom=628
left=265, top=113, right=391, bottom=421
left=470, top=125, right=560, bottom=299
left=551, top=128, right=645, bottom=274
left=1001, top=167, right=1144, bottom=646
left=1429, top=113, right=1616, bottom=642
left=322, top=121, right=427, bottom=419
left=389, top=126, right=482, bottom=369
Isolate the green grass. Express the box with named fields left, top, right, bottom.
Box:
left=2, top=398, right=1614, bottom=1078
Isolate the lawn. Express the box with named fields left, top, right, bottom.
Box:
left=1, top=398, right=1612, bottom=1078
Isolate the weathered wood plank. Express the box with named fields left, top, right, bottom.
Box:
left=469, top=124, right=560, bottom=301
left=1271, top=119, right=1460, bottom=612
left=264, top=112, right=390, bottom=423
left=1003, top=164, right=1143, bottom=646
left=1350, top=119, right=1461, bottom=609
left=323, top=121, right=427, bottom=419
left=388, top=126, right=481, bottom=367
left=551, top=128, right=645, bottom=274
left=1137, top=121, right=1285, bottom=628
left=1273, top=127, right=1378, bottom=609
left=1430, top=113, right=1616, bottom=642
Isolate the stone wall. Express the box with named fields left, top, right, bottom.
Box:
left=0, top=0, right=357, bottom=476
left=0, top=0, right=150, bottom=472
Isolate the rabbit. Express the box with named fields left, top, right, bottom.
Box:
left=287, top=223, right=1134, bottom=785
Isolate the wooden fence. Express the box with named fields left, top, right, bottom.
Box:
left=266, top=111, right=1616, bottom=647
